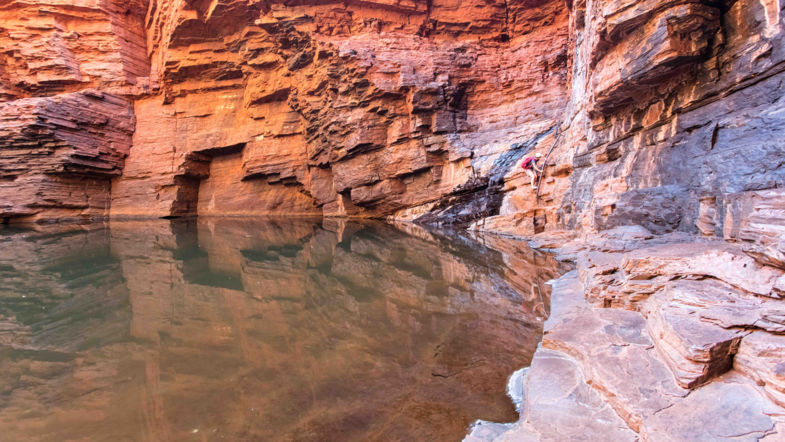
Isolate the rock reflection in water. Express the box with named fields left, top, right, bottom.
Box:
left=0, top=219, right=562, bottom=441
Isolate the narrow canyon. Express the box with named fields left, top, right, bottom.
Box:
left=1, top=0, right=784, bottom=439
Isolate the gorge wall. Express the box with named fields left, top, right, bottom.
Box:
left=1, top=0, right=782, bottom=244
left=1, top=0, right=570, bottom=222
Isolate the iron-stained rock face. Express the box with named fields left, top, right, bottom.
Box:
left=0, top=0, right=782, bottom=237
left=0, top=0, right=147, bottom=222
left=1, top=0, right=571, bottom=223
left=0, top=92, right=135, bottom=221
left=107, top=0, right=571, bottom=220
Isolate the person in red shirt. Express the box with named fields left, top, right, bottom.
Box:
left=521, top=152, right=543, bottom=189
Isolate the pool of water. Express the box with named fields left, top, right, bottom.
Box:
left=0, top=218, right=562, bottom=441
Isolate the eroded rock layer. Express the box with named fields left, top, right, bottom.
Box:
left=0, top=0, right=148, bottom=221
left=0, top=1, right=781, bottom=231
left=469, top=227, right=785, bottom=441
left=1, top=0, right=571, bottom=221
left=108, top=0, right=570, bottom=219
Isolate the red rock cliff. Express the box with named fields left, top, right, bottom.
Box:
left=1, top=0, right=149, bottom=221
left=2, top=0, right=572, bottom=222
left=2, top=0, right=781, bottom=244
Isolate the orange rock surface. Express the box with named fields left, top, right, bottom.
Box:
left=1, top=0, right=570, bottom=221
left=108, top=0, right=570, bottom=219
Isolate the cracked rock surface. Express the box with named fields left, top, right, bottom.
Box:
left=469, top=227, right=785, bottom=440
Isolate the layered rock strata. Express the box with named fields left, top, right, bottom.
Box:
left=108, top=0, right=569, bottom=218
left=0, top=0, right=149, bottom=222
left=0, top=2, right=781, bottom=232
left=463, top=1, right=785, bottom=438
left=4, top=0, right=781, bottom=233
left=0, top=92, right=135, bottom=221
left=468, top=226, right=785, bottom=440
left=1, top=0, right=571, bottom=220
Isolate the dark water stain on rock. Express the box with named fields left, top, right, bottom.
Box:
left=417, top=127, right=556, bottom=228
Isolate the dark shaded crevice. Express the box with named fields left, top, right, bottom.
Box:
left=500, top=0, right=511, bottom=42
left=710, top=123, right=720, bottom=150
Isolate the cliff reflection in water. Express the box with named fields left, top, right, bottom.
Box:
left=0, top=218, right=562, bottom=441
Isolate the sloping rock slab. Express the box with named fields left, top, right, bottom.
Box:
left=622, top=242, right=784, bottom=298
left=466, top=348, right=637, bottom=442
left=516, top=348, right=637, bottom=441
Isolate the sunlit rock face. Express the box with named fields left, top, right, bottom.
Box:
left=0, top=0, right=570, bottom=222
left=0, top=219, right=562, bottom=440
left=108, top=0, right=570, bottom=219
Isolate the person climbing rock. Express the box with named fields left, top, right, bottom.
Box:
left=521, top=152, right=543, bottom=189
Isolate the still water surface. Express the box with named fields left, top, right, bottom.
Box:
left=0, top=218, right=561, bottom=441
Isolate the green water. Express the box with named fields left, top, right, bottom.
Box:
left=0, top=218, right=560, bottom=441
